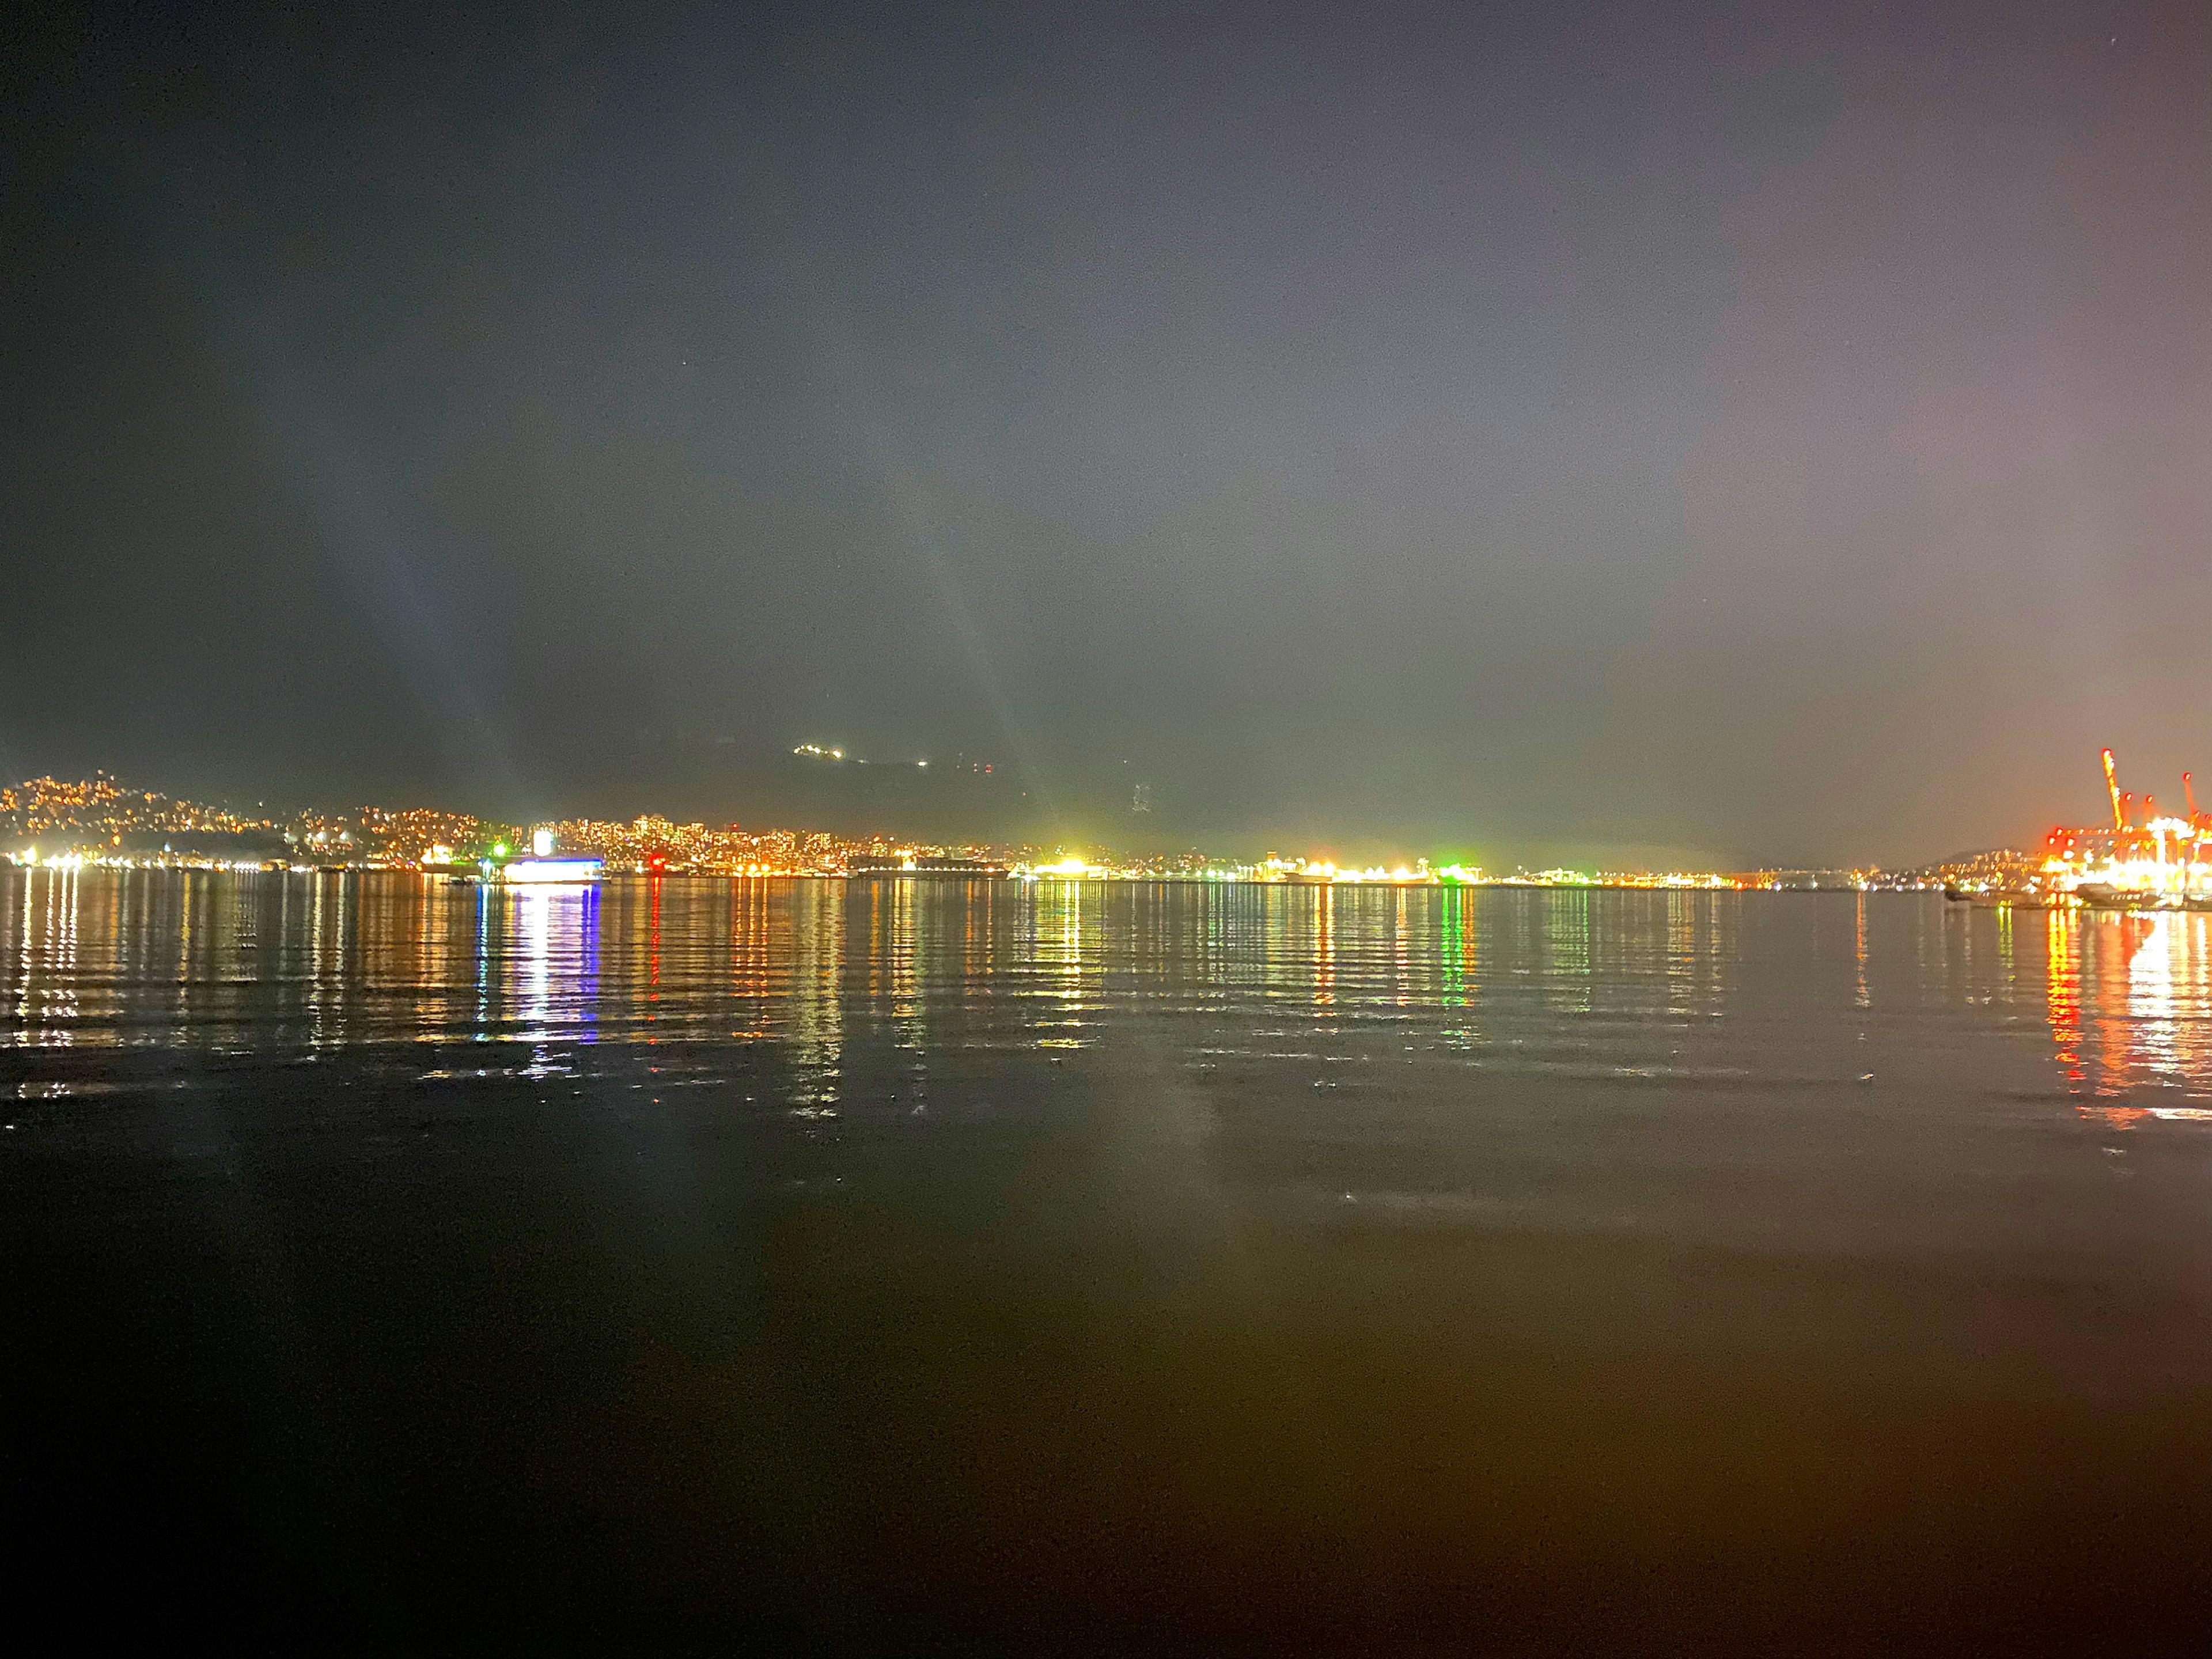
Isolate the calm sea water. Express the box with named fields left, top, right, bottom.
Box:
left=4, top=871, right=2207, bottom=1652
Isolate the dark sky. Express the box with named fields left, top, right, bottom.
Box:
left=4, top=1, right=2205, bottom=865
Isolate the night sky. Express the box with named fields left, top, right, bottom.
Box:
left=5, top=1, right=2206, bottom=865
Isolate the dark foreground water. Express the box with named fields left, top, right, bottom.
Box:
left=3, top=871, right=2207, bottom=1653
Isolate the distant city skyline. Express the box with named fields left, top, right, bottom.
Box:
left=0, top=763, right=2071, bottom=888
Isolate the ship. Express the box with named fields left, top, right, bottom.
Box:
left=1945, top=884, right=2050, bottom=909
left=846, top=854, right=1009, bottom=880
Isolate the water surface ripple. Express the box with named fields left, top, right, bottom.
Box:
left=3, top=872, right=2206, bottom=1652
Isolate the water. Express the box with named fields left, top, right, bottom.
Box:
left=4, top=871, right=2206, bottom=1652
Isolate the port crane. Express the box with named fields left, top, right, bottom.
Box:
left=2045, top=748, right=2212, bottom=907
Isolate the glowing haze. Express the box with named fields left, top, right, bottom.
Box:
left=4, top=1, right=2205, bottom=867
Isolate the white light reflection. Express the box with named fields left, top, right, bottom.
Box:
left=510, top=883, right=601, bottom=1045
left=788, top=880, right=843, bottom=1115
left=2127, top=915, right=2179, bottom=1080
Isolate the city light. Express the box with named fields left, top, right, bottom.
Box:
left=502, top=858, right=604, bottom=885
left=2033, top=749, right=2212, bottom=908
left=13, top=755, right=2202, bottom=903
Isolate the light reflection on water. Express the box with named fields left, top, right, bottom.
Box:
left=5, top=869, right=2208, bottom=1650
left=1, top=870, right=2209, bottom=1108
left=2045, top=906, right=2212, bottom=1119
